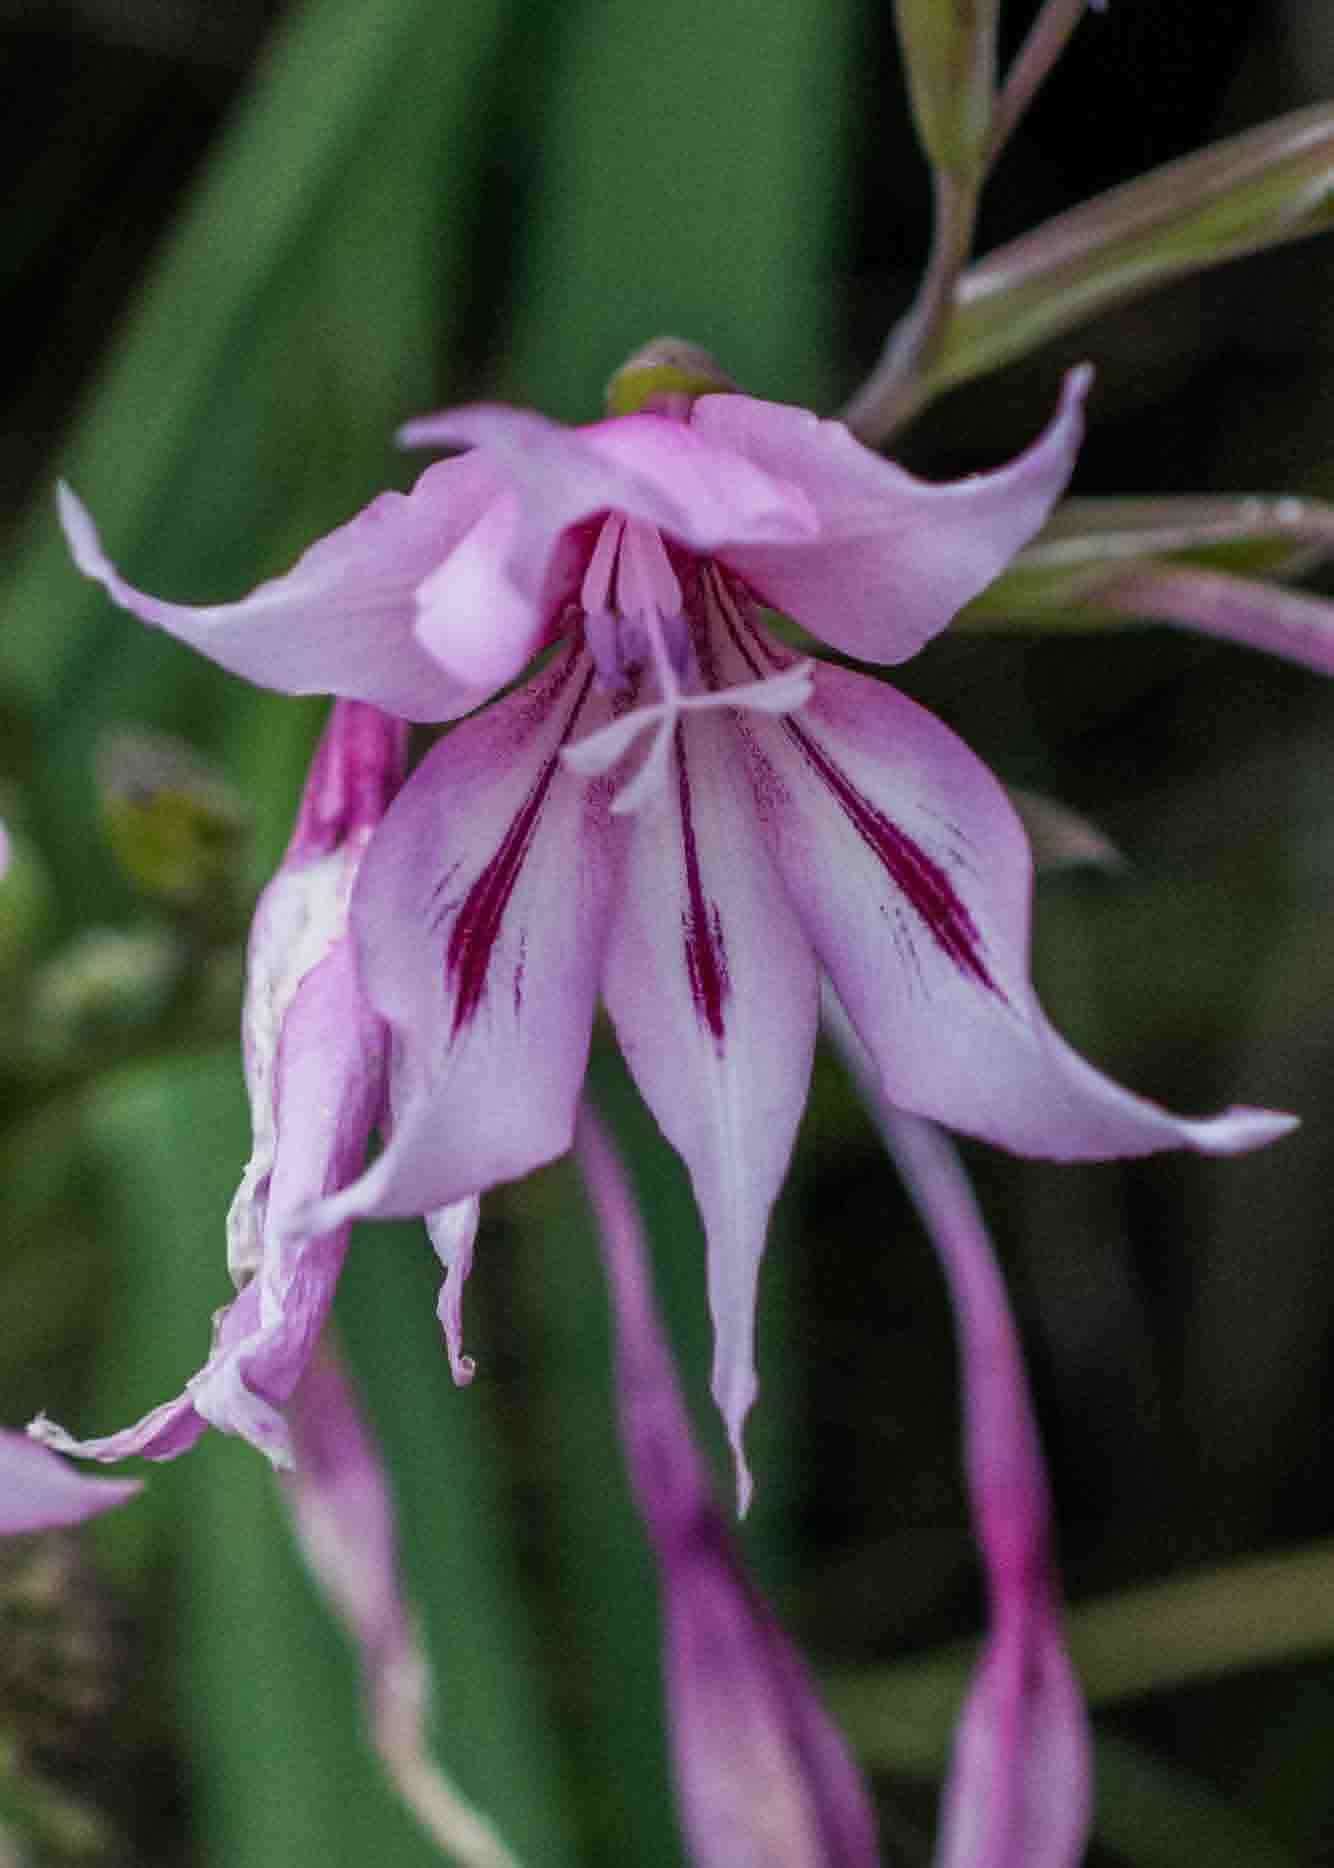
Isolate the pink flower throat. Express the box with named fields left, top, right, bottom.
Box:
left=563, top=514, right=813, bottom=813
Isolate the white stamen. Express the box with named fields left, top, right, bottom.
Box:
left=580, top=515, right=624, bottom=616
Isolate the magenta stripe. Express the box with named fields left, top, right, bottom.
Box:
left=675, top=723, right=729, bottom=1042
left=709, top=574, right=996, bottom=994
left=444, top=660, right=594, bottom=1036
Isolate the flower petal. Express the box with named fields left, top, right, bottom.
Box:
left=1, top=1430, right=140, bottom=1532
left=306, top=651, right=623, bottom=1229
left=574, top=1106, right=879, bottom=1868
left=721, top=623, right=1293, bottom=1159
left=58, top=457, right=503, bottom=722
left=400, top=405, right=817, bottom=551
left=691, top=369, right=1088, bottom=664
left=840, top=1091, right=1091, bottom=1868
left=602, top=714, right=819, bottom=1509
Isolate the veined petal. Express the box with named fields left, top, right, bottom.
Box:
left=57, top=456, right=504, bottom=722
left=720, top=620, right=1293, bottom=1159
left=574, top=1107, right=879, bottom=1868
left=1, top=1430, right=140, bottom=1531
left=602, top=715, right=819, bottom=1509
left=306, top=650, right=623, bottom=1229
left=691, top=369, right=1088, bottom=665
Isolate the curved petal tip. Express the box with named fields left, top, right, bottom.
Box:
left=1180, top=1106, right=1299, bottom=1154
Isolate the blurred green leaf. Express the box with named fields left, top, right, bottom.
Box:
left=504, top=0, right=854, bottom=418
left=2, top=0, right=512, bottom=922
left=917, top=104, right=1334, bottom=408
left=893, top=0, right=997, bottom=178
left=1093, top=1735, right=1304, bottom=1868
left=1, top=0, right=509, bottom=708
left=833, top=1537, right=1334, bottom=1774
left=336, top=1230, right=580, bottom=1867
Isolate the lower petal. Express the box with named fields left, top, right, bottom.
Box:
left=307, top=650, right=623, bottom=1229
left=602, top=714, right=819, bottom=1508
left=731, top=645, right=1292, bottom=1159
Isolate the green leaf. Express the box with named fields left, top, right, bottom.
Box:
left=503, top=0, right=855, bottom=419
left=1093, top=1735, right=1304, bottom=1868
left=1, top=0, right=510, bottom=711
left=832, top=1537, right=1334, bottom=1774
left=924, top=104, right=1334, bottom=403
left=893, top=0, right=998, bottom=178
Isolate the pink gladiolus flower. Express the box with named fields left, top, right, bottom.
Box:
left=575, top=1102, right=879, bottom=1868
left=0, top=1429, right=139, bottom=1532
left=32, top=701, right=408, bottom=1468
left=57, top=354, right=1294, bottom=1501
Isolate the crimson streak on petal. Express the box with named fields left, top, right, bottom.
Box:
left=714, top=579, right=997, bottom=996
left=675, top=723, right=730, bottom=1044
left=444, top=663, right=595, bottom=1037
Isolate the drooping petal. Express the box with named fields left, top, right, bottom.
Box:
left=828, top=1055, right=1090, bottom=1868
left=35, top=938, right=384, bottom=1470
left=426, top=1199, right=482, bottom=1386
left=231, top=703, right=406, bottom=1285
left=1, top=1431, right=139, bottom=1532
left=282, top=1343, right=519, bottom=1868
left=719, top=616, right=1293, bottom=1159
left=306, top=649, right=623, bottom=1231
left=57, top=456, right=504, bottom=722
left=602, top=714, right=819, bottom=1509
left=690, top=368, right=1088, bottom=665
left=574, top=1105, right=879, bottom=1868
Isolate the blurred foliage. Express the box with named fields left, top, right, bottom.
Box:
left=2, top=0, right=1334, bottom=1865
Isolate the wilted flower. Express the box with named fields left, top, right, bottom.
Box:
left=55, top=346, right=1292, bottom=1497
left=34, top=701, right=406, bottom=1467
left=576, top=1101, right=879, bottom=1868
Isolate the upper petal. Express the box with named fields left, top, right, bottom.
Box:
left=1, top=1430, right=140, bottom=1531
left=400, top=405, right=817, bottom=551
left=58, top=455, right=505, bottom=722
left=723, top=625, right=1292, bottom=1159
left=691, top=369, right=1089, bottom=665
left=306, top=650, right=624, bottom=1229
left=602, top=713, right=819, bottom=1509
